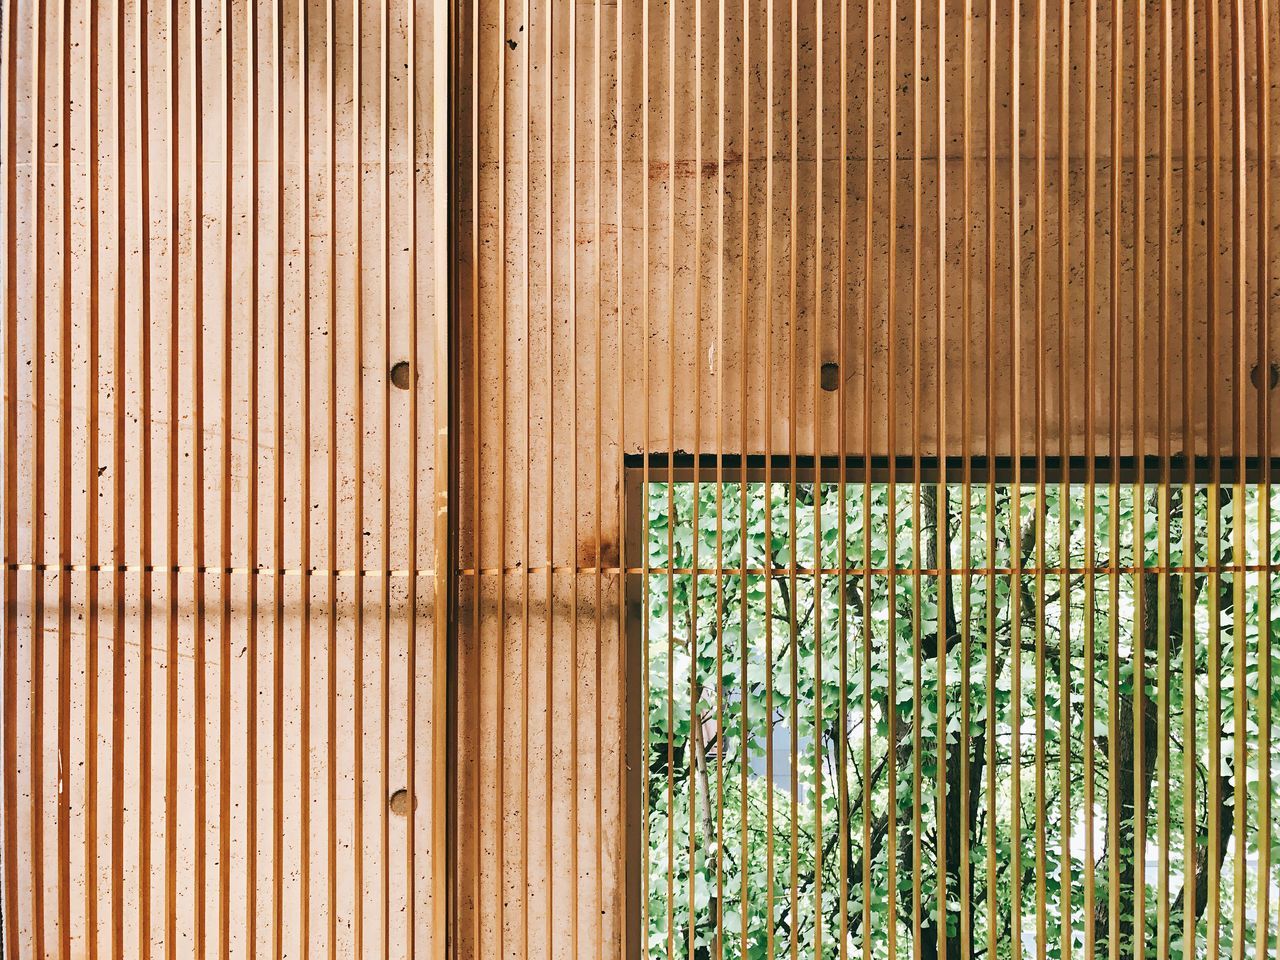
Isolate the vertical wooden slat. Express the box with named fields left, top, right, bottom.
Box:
left=640, top=0, right=652, bottom=950
left=1057, top=0, right=1073, bottom=953
left=689, top=0, right=704, bottom=949
left=189, top=0, right=209, bottom=950
left=135, top=0, right=156, bottom=946
left=1180, top=0, right=1198, bottom=953
left=959, top=0, right=973, bottom=949
left=1155, top=0, right=1174, bottom=954
left=812, top=0, right=825, bottom=948
left=494, top=0, right=508, bottom=948
left=1033, top=0, right=1048, bottom=952
left=245, top=0, right=262, bottom=948
left=934, top=0, right=948, bottom=944
left=887, top=0, right=900, bottom=947
left=324, top=0, right=338, bottom=951
left=1, top=0, right=19, bottom=947
left=1083, top=0, right=1099, bottom=952
left=738, top=0, right=752, bottom=951
left=271, top=0, right=288, bottom=954
left=405, top=0, right=422, bottom=945
left=522, top=0, right=535, bottom=949
left=470, top=0, right=483, bottom=950
left=591, top=0, right=606, bottom=948
left=787, top=0, right=800, bottom=949
left=1009, top=0, right=1025, bottom=947
left=297, top=0, right=313, bottom=948
left=764, top=0, right=777, bottom=951
left=376, top=0, right=392, bottom=946
left=217, top=0, right=234, bottom=951
left=163, top=0, right=181, bottom=942
left=860, top=0, right=877, bottom=950
left=570, top=0, right=583, bottom=946
left=838, top=0, right=852, bottom=943
left=1131, top=0, right=1148, bottom=946
left=910, top=0, right=924, bottom=944
left=1254, top=0, right=1274, bottom=953
left=29, top=0, right=48, bottom=944
left=670, top=0, right=680, bottom=957
left=270, top=0, right=287, bottom=950
left=84, top=0, right=103, bottom=948
left=55, top=0, right=73, bottom=947
left=713, top=0, right=728, bottom=948
left=790, top=4, right=809, bottom=957
left=1105, top=0, right=1122, bottom=954
left=24, top=0, right=48, bottom=931
left=1229, top=0, right=1248, bottom=952
left=983, top=3, right=996, bottom=955
left=910, top=0, right=923, bottom=943
left=351, top=0, right=368, bottom=950
left=665, top=0, right=678, bottom=950
left=404, top=0, right=419, bottom=952
left=543, top=0, right=555, bottom=952
left=1206, top=0, right=1223, bottom=946
left=614, top=0, right=626, bottom=950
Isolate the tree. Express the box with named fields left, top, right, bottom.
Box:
left=643, top=477, right=1280, bottom=960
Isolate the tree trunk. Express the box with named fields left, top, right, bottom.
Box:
left=1090, top=487, right=1234, bottom=955
left=918, top=485, right=986, bottom=960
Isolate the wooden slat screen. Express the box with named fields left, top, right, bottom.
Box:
left=0, top=0, right=452, bottom=957
left=3, top=0, right=1280, bottom=957
left=454, top=0, right=1278, bottom=957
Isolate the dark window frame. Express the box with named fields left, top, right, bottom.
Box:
left=619, top=452, right=1278, bottom=957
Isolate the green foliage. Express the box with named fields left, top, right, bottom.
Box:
left=643, top=479, right=1280, bottom=960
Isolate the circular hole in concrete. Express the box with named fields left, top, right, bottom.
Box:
left=389, top=361, right=413, bottom=390
left=1251, top=362, right=1279, bottom=390
left=389, top=788, right=414, bottom=816
left=820, top=361, right=840, bottom=392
